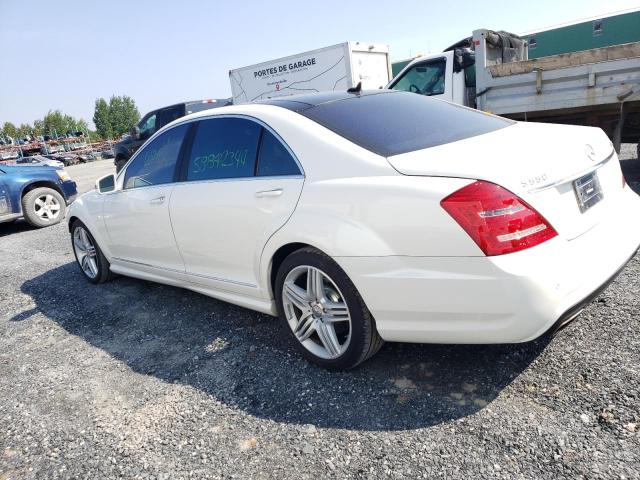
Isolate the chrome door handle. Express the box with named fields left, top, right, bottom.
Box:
left=255, top=188, right=283, bottom=198
left=149, top=195, right=165, bottom=205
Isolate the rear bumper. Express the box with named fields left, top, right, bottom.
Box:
left=337, top=188, right=640, bottom=344
left=548, top=246, right=637, bottom=335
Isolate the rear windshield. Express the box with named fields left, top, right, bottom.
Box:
left=300, top=91, right=513, bottom=157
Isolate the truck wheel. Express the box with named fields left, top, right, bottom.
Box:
left=21, top=187, right=65, bottom=227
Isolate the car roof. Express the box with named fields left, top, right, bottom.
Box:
left=254, top=90, right=395, bottom=112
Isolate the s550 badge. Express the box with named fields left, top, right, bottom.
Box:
left=521, top=174, right=549, bottom=189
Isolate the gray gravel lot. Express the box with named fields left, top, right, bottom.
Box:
left=1, top=156, right=640, bottom=479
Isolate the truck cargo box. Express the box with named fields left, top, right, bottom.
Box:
left=229, top=42, right=391, bottom=104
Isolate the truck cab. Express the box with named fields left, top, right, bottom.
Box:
left=387, top=47, right=476, bottom=107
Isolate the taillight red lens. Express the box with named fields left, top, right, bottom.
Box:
left=441, top=180, right=558, bottom=256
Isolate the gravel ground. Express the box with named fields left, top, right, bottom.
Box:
left=1, top=158, right=640, bottom=479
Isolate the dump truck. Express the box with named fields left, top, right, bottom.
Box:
left=388, top=11, right=640, bottom=153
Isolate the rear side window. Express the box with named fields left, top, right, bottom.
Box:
left=257, top=129, right=301, bottom=177
left=186, top=117, right=261, bottom=181
left=124, top=124, right=189, bottom=189
left=156, top=106, right=185, bottom=129
left=138, top=113, right=157, bottom=139
left=300, top=91, right=513, bottom=157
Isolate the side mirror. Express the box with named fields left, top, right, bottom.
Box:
left=131, top=126, right=141, bottom=140
left=453, top=48, right=475, bottom=73
left=96, top=174, right=116, bottom=194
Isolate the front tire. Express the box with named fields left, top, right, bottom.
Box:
left=70, top=220, right=114, bottom=284
left=275, top=247, right=383, bottom=370
left=21, top=187, right=65, bottom=227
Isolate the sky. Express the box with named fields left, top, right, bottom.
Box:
left=1, top=0, right=639, bottom=128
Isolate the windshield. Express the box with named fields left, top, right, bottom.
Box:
left=299, top=91, right=513, bottom=157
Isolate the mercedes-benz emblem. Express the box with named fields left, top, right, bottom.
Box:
left=585, top=144, right=597, bottom=161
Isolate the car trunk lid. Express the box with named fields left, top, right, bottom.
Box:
left=386, top=122, right=622, bottom=241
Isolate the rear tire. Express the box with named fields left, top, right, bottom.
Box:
left=70, top=220, right=114, bottom=284
left=21, top=187, right=65, bottom=228
left=275, top=247, right=383, bottom=370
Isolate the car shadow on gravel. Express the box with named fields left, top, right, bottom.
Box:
left=0, top=219, right=38, bottom=237
left=20, top=262, right=550, bottom=431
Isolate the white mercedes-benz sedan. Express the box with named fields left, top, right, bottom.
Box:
left=68, top=90, right=640, bottom=369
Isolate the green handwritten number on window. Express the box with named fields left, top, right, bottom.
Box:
left=193, top=149, right=248, bottom=174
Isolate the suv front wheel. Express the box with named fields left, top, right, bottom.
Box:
left=21, top=187, right=65, bottom=227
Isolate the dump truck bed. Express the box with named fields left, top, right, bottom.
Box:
left=474, top=29, right=640, bottom=125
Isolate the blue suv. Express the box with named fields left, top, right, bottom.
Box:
left=0, top=164, right=77, bottom=227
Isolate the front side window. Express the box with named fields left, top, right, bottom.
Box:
left=257, top=129, right=300, bottom=177
left=124, top=124, right=188, bottom=189
left=186, top=117, right=261, bottom=182
left=390, top=59, right=446, bottom=96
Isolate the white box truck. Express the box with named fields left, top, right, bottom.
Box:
left=229, top=42, right=391, bottom=104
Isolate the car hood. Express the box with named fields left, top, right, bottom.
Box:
left=1, top=165, right=61, bottom=175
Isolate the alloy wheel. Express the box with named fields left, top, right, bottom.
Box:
left=282, top=265, right=352, bottom=359
left=34, top=194, right=61, bottom=221
left=73, top=226, right=99, bottom=279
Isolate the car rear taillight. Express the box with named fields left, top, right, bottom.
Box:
left=441, top=180, right=558, bottom=256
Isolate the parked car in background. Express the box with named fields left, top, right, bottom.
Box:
left=0, top=150, right=20, bottom=161
left=45, top=153, right=79, bottom=166
left=101, top=148, right=115, bottom=159
left=14, top=155, right=64, bottom=168
left=114, top=98, right=232, bottom=172
left=68, top=90, right=640, bottom=370
left=0, top=164, right=77, bottom=227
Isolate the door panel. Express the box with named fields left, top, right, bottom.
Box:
left=103, top=185, right=184, bottom=271
left=103, top=122, right=190, bottom=272
left=170, top=177, right=303, bottom=291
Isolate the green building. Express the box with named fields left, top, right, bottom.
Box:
left=391, top=9, right=640, bottom=76
left=523, top=9, right=640, bottom=59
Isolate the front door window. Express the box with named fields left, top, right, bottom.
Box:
left=124, top=123, right=189, bottom=189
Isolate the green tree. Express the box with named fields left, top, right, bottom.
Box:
left=108, top=95, right=140, bottom=137
left=32, top=119, right=44, bottom=137
left=2, top=122, right=17, bottom=138
left=63, top=114, right=78, bottom=134
left=76, top=119, right=89, bottom=133
left=42, top=110, right=66, bottom=137
left=93, top=97, right=112, bottom=139
left=16, top=123, right=34, bottom=138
